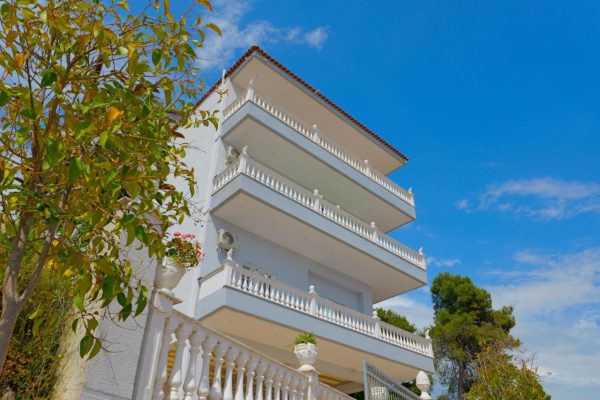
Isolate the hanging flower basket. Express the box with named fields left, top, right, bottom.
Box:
left=155, top=233, right=203, bottom=290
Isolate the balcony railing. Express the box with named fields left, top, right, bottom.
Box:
left=222, top=86, right=415, bottom=207
left=202, top=261, right=433, bottom=358
left=213, top=154, right=426, bottom=270
left=133, top=289, right=354, bottom=400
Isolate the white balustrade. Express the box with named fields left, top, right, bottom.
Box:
left=211, top=263, right=433, bottom=358
left=212, top=158, right=426, bottom=270
left=221, top=90, right=415, bottom=207
left=133, top=289, right=354, bottom=400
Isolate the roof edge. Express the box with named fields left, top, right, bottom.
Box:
left=194, top=45, right=409, bottom=164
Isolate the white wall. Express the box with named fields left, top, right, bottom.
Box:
left=198, top=218, right=373, bottom=313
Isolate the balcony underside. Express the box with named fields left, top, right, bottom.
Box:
left=229, top=56, right=404, bottom=175
left=197, top=287, right=434, bottom=388
left=211, top=175, right=427, bottom=301
left=222, top=102, right=415, bottom=232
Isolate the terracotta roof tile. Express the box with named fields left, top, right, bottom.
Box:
left=194, top=45, right=408, bottom=163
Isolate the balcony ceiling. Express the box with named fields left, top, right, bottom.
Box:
left=223, top=116, right=414, bottom=232
left=201, top=307, right=429, bottom=386
left=230, top=57, right=404, bottom=175
left=212, top=189, right=425, bottom=301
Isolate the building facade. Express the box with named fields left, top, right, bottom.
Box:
left=71, top=46, right=434, bottom=400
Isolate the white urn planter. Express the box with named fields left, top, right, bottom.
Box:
left=155, top=257, right=186, bottom=290
left=294, top=343, right=318, bottom=372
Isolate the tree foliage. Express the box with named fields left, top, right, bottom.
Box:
left=0, top=0, right=220, bottom=374
left=466, top=336, right=551, bottom=400
left=376, top=307, right=416, bottom=333
left=0, top=238, right=70, bottom=398
left=430, top=273, right=516, bottom=399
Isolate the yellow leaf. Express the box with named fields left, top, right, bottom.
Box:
left=63, top=268, right=75, bottom=278
left=106, top=106, right=124, bottom=124
left=127, top=43, right=138, bottom=58
left=6, top=31, right=18, bottom=46
left=14, top=53, right=26, bottom=69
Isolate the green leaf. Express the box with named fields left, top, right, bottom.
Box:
left=89, top=338, right=102, bottom=359
left=134, top=225, right=148, bottom=244
left=205, top=22, right=221, bottom=37
left=99, top=130, right=109, bottom=148
left=117, top=292, right=127, bottom=307
left=41, top=70, right=57, bottom=87
left=121, top=213, right=135, bottom=225
left=74, top=292, right=85, bottom=311
left=119, top=303, right=132, bottom=320
left=68, top=158, right=83, bottom=181
left=152, top=49, right=162, bottom=66
left=80, top=334, right=93, bottom=358
left=0, top=90, right=9, bottom=107
left=21, top=108, right=36, bottom=119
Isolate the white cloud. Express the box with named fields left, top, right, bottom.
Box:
left=474, top=177, right=600, bottom=220
left=303, top=27, right=329, bottom=49
left=426, top=256, right=462, bottom=268
left=197, top=0, right=329, bottom=69
left=487, top=248, right=600, bottom=398
left=455, top=199, right=470, bottom=210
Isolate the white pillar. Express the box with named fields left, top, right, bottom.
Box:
left=246, top=79, right=255, bottom=101
left=234, top=352, right=250, bottom=400
left=210, top=342, right=229, bottom=400
left=223, top=347, right=240, bottom=400
left=132, top=289, right=182, bottom=400
left=197, top=336, right=218, bottom=400
left=183, top=330, right=206, bottom=400
left=167, top=323, right=193, bottom=399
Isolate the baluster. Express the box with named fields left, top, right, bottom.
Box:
left=273, top=368, right=284, bottom=400
left=245, top=356, right=259, bottom=400
left=223, top=347, right=240, bottom=400
left=210, top=342, right=229, bottom=400
left=152, top=317, right=179, bottom=400
left=234, top=352, right=250, bottom=400
left=255, top=361, right=268, bottom=400
left=167, top=323, right=193, bottom=399
left=281, top=373, right=291, bottom=400
left=264, top=366, right=276, bottom=400
left=197, top=336, right=218, bottom=400
left=183, top=330, right=206, bottom=400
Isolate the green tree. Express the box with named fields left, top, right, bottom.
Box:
left=467, top=336, right=550, bottom=400
left=0, top=0, right=220, bottom=374
left=376, top=307, right=417, bottom=333
left=430, top=273, right=516, bottom=399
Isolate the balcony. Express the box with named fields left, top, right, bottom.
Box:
left=134, top=289, right=355, bottom=400
left=211, top=155, right=427, bottom=300
left=220, top=88, right=416, bottom=231
left=196, top=260, right=434, bottom=385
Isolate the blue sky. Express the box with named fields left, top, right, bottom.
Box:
left=200, top=1, right=600, bottom=398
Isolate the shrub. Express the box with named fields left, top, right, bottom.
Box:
left=293, top=332, right=317, bottom=346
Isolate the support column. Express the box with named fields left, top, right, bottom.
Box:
left=132, top=289, right=182, bottom=400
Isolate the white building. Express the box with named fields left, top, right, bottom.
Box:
left=71, top=46, right=434, bottom=400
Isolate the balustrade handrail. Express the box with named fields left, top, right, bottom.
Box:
left=216, top=263, right=433, bottom=358
left=133, top=288, right=353, bottom=400
left=222, top=90, right=415, bottom=207
left=212, top=157, right=426, bottom=270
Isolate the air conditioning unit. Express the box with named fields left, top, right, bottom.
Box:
left=216, top=229, right=236, bottom=250
left=225, top=146, right=240, bottom=165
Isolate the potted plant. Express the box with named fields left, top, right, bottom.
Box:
left=155, top=233, right=203, bottom=290
left=293, top=332, right=318, bottom=371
